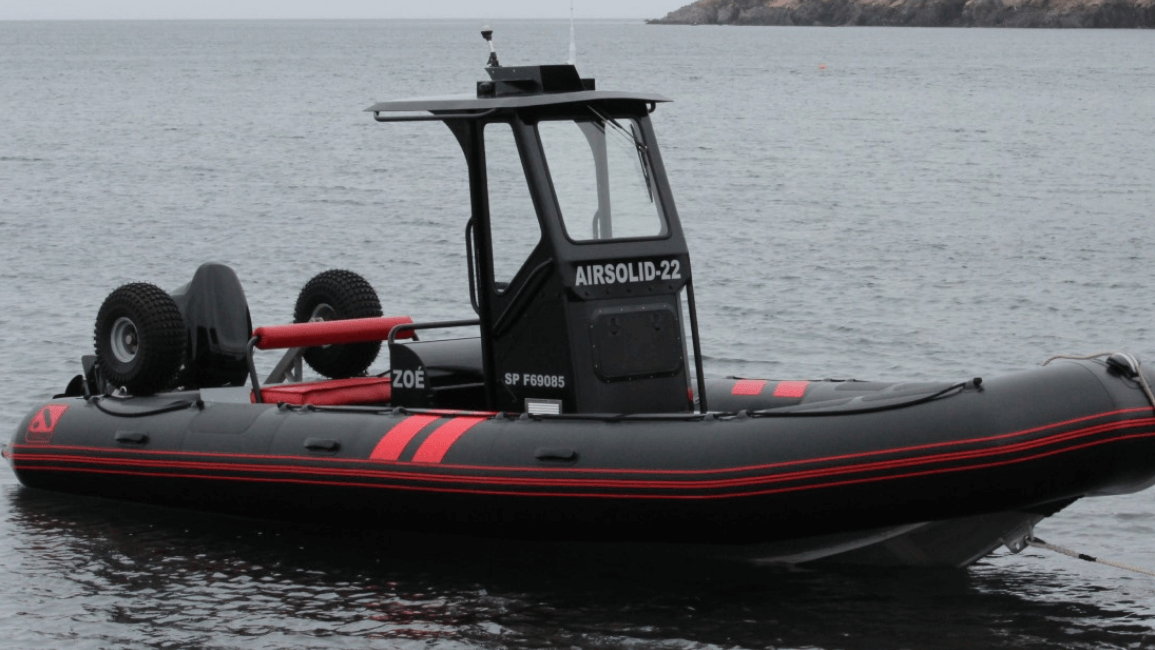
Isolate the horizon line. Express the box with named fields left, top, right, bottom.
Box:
left=0, top=16, right=665, bottom=22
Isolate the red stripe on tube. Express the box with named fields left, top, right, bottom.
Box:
left=732, top=380, right=768, bottom=396
left=411, top=417, right=487, bottom=464
left=370, top=415, right=439, bottom=461
left=773, top=381, right=810, bottom=399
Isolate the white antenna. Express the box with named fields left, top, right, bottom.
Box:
left=566, top=1, right=577, bottom=66
left=481, top=24, right=500, bottom=67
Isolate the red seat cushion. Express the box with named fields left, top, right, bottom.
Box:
left=253, top=377, right=392, bottom=406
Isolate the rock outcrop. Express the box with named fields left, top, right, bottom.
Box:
left=648, top=0, right=1155, bottom=27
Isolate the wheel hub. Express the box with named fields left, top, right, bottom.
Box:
left=110, top=316, right=139, bottom=363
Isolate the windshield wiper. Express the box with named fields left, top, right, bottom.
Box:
left=589, top=106, right=647, bottom=154
left=588, top=106, right=655, bottom=203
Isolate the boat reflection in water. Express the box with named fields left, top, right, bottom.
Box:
left=5, top=486, right=1153, bottom=649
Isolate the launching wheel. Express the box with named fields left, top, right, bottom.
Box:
left=293, top=269, right=383, bottom=378
left=94, top=282, right=186, bottom=395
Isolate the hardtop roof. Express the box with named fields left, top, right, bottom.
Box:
left=366, top=90, right=670, bottom=115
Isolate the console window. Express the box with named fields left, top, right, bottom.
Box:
left=539, top=117, right=667, bottom=242
left=484, top=122, right=542, bottom=291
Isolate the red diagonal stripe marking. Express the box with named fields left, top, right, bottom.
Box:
left=732, top=380, right=767, bottom=396
left=369, top=415, right=439, bottom=461
left=411, top=417, right=486, bottom=464
left=773, top=381, right=810, bottom=399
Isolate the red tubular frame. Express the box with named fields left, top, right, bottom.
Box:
left=252, top=316, right=415, bottom=350
left=247, top=316, right=415, bottom=403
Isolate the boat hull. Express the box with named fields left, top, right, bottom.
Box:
left=6, top=359, right=1155, bottom=565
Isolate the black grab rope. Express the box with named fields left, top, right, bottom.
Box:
left=748, top=381, right=970, bottom=418
left=92, top=396, right=200, bottom=418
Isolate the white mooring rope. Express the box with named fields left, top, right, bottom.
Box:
left=1043, top=351, right=1117, bottom=365
left=1026, top=537, right=1155, bottom=578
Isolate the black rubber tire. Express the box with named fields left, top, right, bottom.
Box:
left=94, top=282, right=186, bottom=395
left=293, top=269, right=383, bottom=378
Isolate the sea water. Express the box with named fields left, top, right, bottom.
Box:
left=1, top=20, right=1154, bottom=649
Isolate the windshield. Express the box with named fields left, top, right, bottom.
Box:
left=538, top=116, right=667, bottom=242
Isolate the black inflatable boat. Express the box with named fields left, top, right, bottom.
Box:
left=7, top=33, right=1155, bottom=567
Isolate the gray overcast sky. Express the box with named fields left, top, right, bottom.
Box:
left=1, top=1, right=684, bottom=20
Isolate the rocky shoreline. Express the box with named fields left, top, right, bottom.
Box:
left=648, top=0, right=1155, bottom=27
